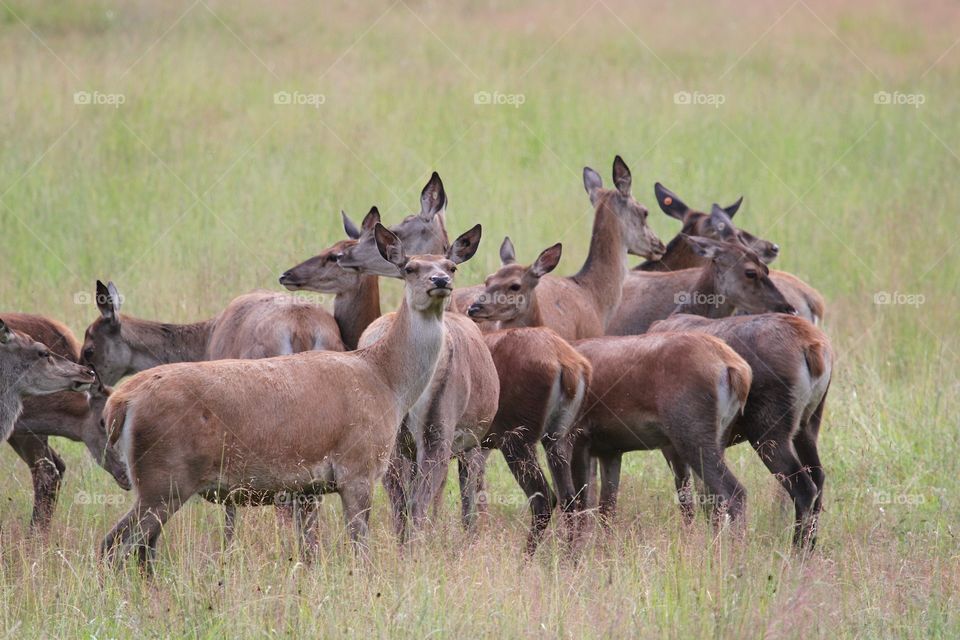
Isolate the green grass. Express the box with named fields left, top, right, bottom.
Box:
left=1, top=1, right=958, bottom=637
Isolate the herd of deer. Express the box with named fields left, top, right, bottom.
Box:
left=0, top=156, right=832, bottom=569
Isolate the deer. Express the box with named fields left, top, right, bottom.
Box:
left=336, top=174, right=500, bottom=542
left=464, top=157, right=665, bottom=340
left=100, top=223, right=480, bottom=568
left=630, top=182, right=824, bottom=323
left=566, top=332, right=754, bottom=532
left=1, top=313, right=119, bottom=531
left=283, top=232, right=592, bottom=553
left=470, top=231, right=795, bottom=336
left=82, top=284, right=345, bottom=386
left=81, top=282, right=346, bottom=540
left=648, top=313, right=832, bottom=548
left=1, top=318, right=96, bottom=443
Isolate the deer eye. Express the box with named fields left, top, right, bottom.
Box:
left=83, top=347, right=95, bottom=360
left=404, top=266, right=415, bottom=274
left=745, top=269, right=758, bottom=279
left=509, top=283, right=521, bottom=292
left=38, top=350, right=50, bottom=359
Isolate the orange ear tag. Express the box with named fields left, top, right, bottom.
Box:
left=663, top=197, right=673, bottom=205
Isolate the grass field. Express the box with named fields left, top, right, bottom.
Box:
left=1, top=1, right=958, bottom=637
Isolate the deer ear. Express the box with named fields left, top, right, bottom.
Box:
left=683, top=234, right=724, bottom=259
left=612, top=155, right=632, bottom=197
left=583, top=167, right=603, bottom=206
left=0, top=319, right=12, bottom=344
left=96, top=281, right=120, bottom=323
left=499, top=236, right=517, bottom=265
left=448, top=224, right=482, bottom=265
left=724, top=196, right=743, bottom=218
left=419, top=172, right=447, bottom=220
left=707, top=204, right=736, bottom=240
left=530, top=243, right=562, bottom=278
left=360, top=206, right=381, bottom=233
left=374, top=223, right=406, bottom=270
left=342, top=210, right=361, bottom=239
left=654, top=182, right=688, bottom=220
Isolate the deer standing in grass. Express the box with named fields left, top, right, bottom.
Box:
left=283, top=234, right=591, bottom=552
left=337, top=175, right=499, bottom=541
left=1, top=313, right=127, bottom=532
left=100, top=223, right=479, bottom=567
left=648, top=313, right=832, bottom=548
left=81, top=282, right=345, bottom=540
left=465, top=157, right=665, bottom=339
left=632, top=182, right=824, bottom=323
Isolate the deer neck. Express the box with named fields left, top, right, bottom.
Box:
left=333, top=275, right=381, bottom=350
left=361, top=295, right=445, bottom=413
left=672, top=265, right=736, bottom=318
left=121, top=316, right=217, bottom=374
left=637, top=235, right=699, bottom=272
left=0, top=393, right=24, bottom=442
left=572, top=197, right=627, bottom=321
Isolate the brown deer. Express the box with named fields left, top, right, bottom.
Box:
left=1, top=318, right=96, bottom=443
left=649, top=313, right=832, bottom=548
left=632, top=183, right=824, bottom=323
left=463, top=158, right=665, bottom=339
left=1, top=313, right=112, bottom=531
left=100, top=223, right=480, bottom=568
left=338, top=180, right=500, bottom=541
left=82, top=283, right=344, bottom=386
left=567, top=333, right=754, bottom=529
left=470, top=233, right=795, bottom=335
left=283, top=221, right=591, bottom=553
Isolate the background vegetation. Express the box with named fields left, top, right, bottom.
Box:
left=1, top=1, right=957, bottom=637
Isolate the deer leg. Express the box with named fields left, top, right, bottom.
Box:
left=597, top=453, right=623, bottom=527
left=750, top=431, right=819, bottom=548
left=409, top=423, right=454, bottom=531
left=222, top=503, right=237, bottom=546
left=101, top=494, right=185, bottom=572
left=339, top=481, right=373, bottom=556
left=457, top=447, right=489, bottom=530
left=661, top=446, right=695, bottom=524
left=796, top=393, right=828, bottom=515
left=543, top=431, right=578, bottom=538
left=675, top=442, right=747, bottom=529
left=293, top=498, right=321, bottom=561
left=500, top=436, right=554, bottom=555
left=8, top=435, right=65, bottom=533
left=383, top=442, right=412, bottom=543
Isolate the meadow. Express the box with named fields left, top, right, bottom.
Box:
left=1, top=1, right=958, bottom=637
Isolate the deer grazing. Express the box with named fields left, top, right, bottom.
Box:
left=336, top=176, right=500, bottom=541
left=283, top=218, right=591, bottom=553
left=649, top=313, right=832, bottom=548
left=632, top=183, right=824, bottom=323
left=2, top=313, right=118, bottom=531
left=100, top=223, right=480, bottom=568
left=466, top=157, right=664, bottom=340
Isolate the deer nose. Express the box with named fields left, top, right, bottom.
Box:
left=771, top=244, right=780, bottom=255
left=430, top=274, right=451, bottom=288
left=467, top=303, right=482, bottom=316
